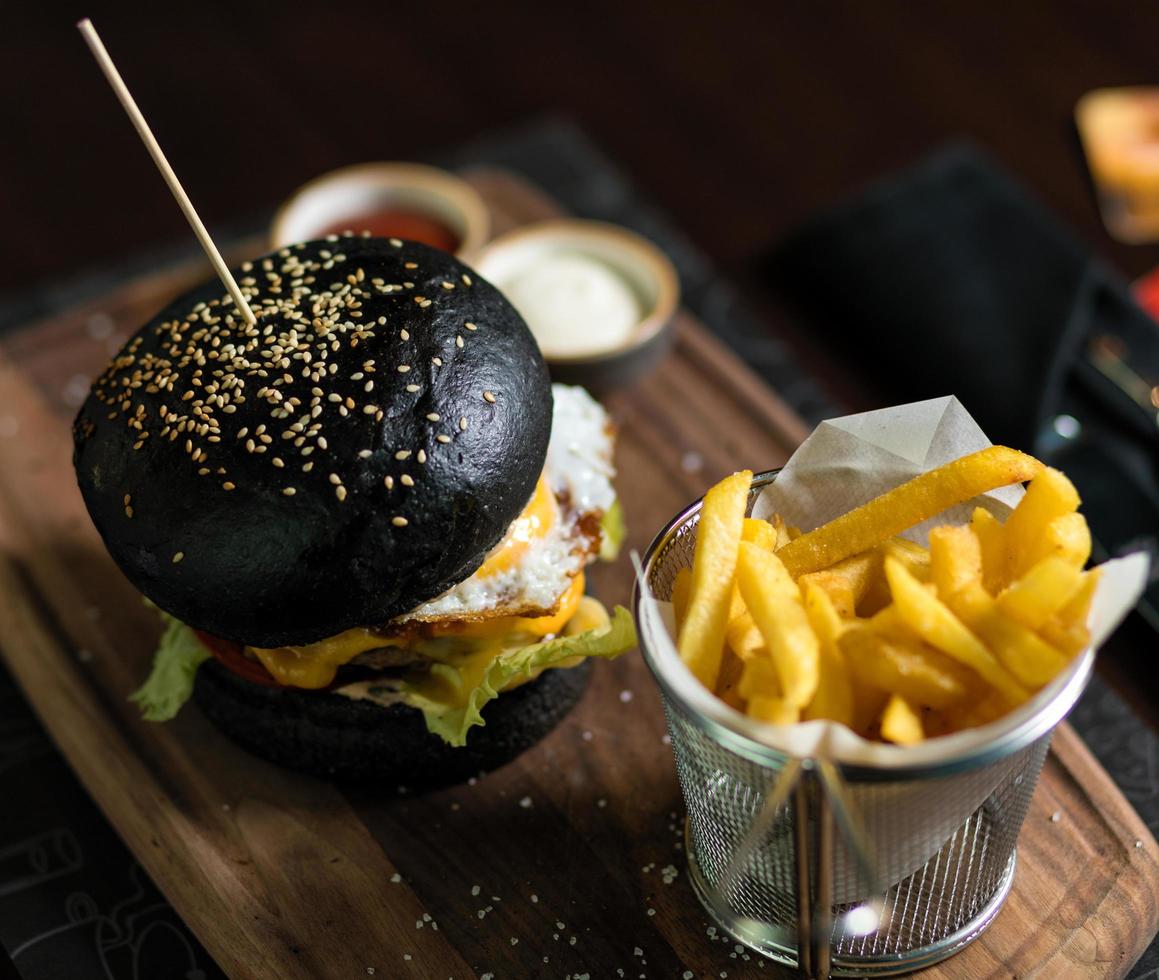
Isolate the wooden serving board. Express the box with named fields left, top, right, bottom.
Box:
left=0, top=170, right=1155, bottom=980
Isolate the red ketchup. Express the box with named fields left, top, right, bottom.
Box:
left=316, top=208, right=460, bottom=253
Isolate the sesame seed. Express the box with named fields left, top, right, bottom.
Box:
left=302, top=462, right=314, bottom=472
left=413, top=296, right=426, bottom=305
left=358, top=449, right=372, bottom=459
left=455, top=335, right=464, bottom=348
left=329, top=473, right=342, bottom=485
left=436, top=434, right=452, bottom=444
left=441, top=281, right=454, bottom=290
left=465, top=322, right=477, bottom=331
left=283, top=487, right=296, bottom=496
left=426, top=413, right=440, bottom=422
left=483, top=390, right=496, bottom=403
left=363, top=405, right=379, bottom=415
left=392, top=516, right=408, bottom=527
left=335, top=485, right=348, bottom=502
left=399, top=329, right=410, bottom=341
left=432, top=357, right=443, bottom=367
left=397, top=365, right=411, bottom=373
left=384, top=475, right=395, bottom=489
left=125, top=506, right=134, bottom=519
left=461, top=274, right=472, bottom=285
left=417, top=449, right=427, bottom=464
left=406, top=384, right=420, bottom=393
left=389, top=238, right=402, bottom=247
left=459, top=417, right=468, bottom=431
left=272, top=457, right=284, bottom=467
left=395, top=450, right=412, bottom=460
left=223, top=482, right=236, bottom=491
left=401, top=474, right=415, bottom=486
left=172, top=551, right=184, bottom=563
left=405, top=262, right=417, bottom=270
left=420, top=300, right=432, bottom=308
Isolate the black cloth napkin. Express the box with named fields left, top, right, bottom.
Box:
left=766, top=144, right=1159, bottom=623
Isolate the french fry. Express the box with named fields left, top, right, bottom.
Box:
left=748, top=695, right=800, bottom=726
left=929, top=525, right=982, bottom=598
left=841, top=627, right=970, bottom=709
left=671, top=567, right=692, bottom=632
left=1004, top=467, right=1080, bottom=579
left=885, top=557, right=1028, bottom=704
left=776, top=447, right=1044, bottom=578
left=736, top=542, right=820, bottom=708
left=743, top=517, right=778, bottom=551
left=726, top=519, right=775, bottom=623
left=882, top=537, right=931, bottom=582
left=799, top=550, right=880, bottom=619
left=725, top=611, right=766, bottom=661
left=802, top=584, right=855, bottom=726
left=679, top=470, right=752, bottom=690
left=995, top=556, right=1084, bottom=630
left=796, top=573, right=856, bottom=619
left=769, top=514, right=794, bottom=551
left=949, top=582, right=1067, bottom=688
left=1019, top=513, right=1091, bottom=573
left=881, top=695, right=924, bottom=745
left=717, top=647, right=747, bottom=711
left=943, top=688, right=1010, bottom=730
left=738, top=655, right=782, bottom=701
left=1041, top=568, right=1100, bottom=655
left=970, top=506, right=1008, bottom=594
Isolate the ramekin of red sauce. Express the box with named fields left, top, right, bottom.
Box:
left=271, top=162, right=490, bottom=259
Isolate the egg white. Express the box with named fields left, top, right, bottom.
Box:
left=397, top=384, right=615, bottom=623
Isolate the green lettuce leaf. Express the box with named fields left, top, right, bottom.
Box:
left=599, top=498, right=626, bottom=562
left=129, top=615, right=210, bottom=721
left=398, top=605, right=637, bottom=747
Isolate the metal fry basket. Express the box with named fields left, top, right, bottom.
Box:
left=633, top=470, right=1095, bottom=977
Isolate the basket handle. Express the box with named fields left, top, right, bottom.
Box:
left=707, top=757, right=886, bottom=979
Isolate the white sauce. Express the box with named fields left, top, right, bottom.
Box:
left=500, top=252, right=641, bottom=357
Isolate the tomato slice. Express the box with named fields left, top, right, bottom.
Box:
left=194, top=629, right=281, bottom=688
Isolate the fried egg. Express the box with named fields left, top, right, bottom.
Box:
left=397, top=384, right=615, bottom=623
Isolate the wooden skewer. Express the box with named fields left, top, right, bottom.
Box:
left=76, top=18, right=257, bottom=325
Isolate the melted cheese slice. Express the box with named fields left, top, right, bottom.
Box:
left=249, top=572, right=586, bottom=689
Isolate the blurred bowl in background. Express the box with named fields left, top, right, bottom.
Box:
left=474, top=219, right=679, bottom=393
left=270, top=162, right=490, bottom=259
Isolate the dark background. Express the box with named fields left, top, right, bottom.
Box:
left=6, top=1, right=1159, bottom=297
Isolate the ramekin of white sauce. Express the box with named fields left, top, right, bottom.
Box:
left=473, top=219, right=679, bottom=389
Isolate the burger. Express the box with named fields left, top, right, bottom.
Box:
left=72, top=236, right=634, bottom=784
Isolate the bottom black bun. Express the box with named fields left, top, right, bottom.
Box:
left=193, top=659, right=591, bottom=789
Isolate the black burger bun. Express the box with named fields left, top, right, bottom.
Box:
left=73, top=238, right=552, bottom=647
left=192, top=658, right=591, bottom=787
